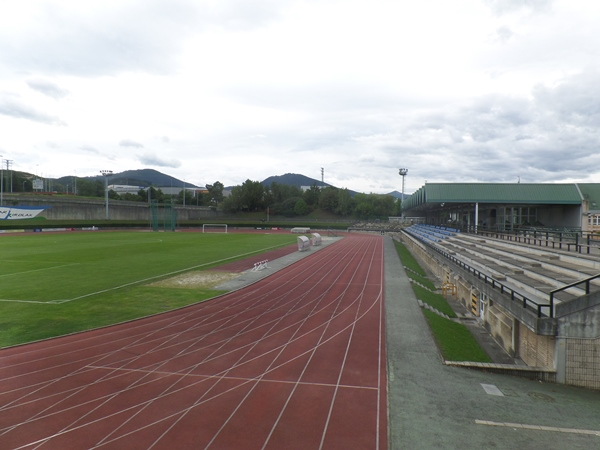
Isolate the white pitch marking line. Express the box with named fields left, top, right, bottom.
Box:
left=475, top=420, right=600, bottom=436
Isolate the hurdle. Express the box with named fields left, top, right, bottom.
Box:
left=251, top=260, right=270, bottom=271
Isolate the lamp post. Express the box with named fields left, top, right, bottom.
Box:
left=100, top=170, right=113, bottom=219
left=399, top=168, right=408, bottom=218
left=0, top=155, right=3, bottom=206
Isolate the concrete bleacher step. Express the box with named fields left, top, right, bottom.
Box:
left=456, top=233, right=600, bottom=272
left=440, top=235, right=600, bottom=287
left=435, top=236, right=597, bottom=306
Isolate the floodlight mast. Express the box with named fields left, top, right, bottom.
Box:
left=100, top=170, right=113, bottom=219
left=399, top=168, right=408, bottom=217
left=0, top=155, right=3, bottom=207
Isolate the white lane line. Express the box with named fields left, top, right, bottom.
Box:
left=376, top=237, right=384, bottom=450
left=481, top=383, right=504, bottom=396
left=205, top=236, right=369, bottom=450
left=475, top=420, right=600, bottom=436
left=319, top=237, right=374, bottom=450
left=4, top=237, right=376, bottom=449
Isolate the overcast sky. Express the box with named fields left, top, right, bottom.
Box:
left=1, top=0, right=599, bottom=194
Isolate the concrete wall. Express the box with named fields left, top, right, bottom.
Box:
left=519, top=324, right=555, bottom=368
left=563, top=337, right=600, bottom=389
left=397, top=231, right=600, bottom=389
left=485, top=303, right=515, bottom=357
left=555, top=291, right=600, bottom=389
left=6, top=196, right=217, bottom=222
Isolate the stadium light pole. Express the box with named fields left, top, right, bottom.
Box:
left=0, top=155, right=3, bottom=206
left=399, top=168, right=408, bottom=217
left=100, top=170, right=113, bottom=219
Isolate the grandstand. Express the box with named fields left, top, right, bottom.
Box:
left=400, top=222, right=600, bottom=390
left=401, top=182, right=600, bottom=234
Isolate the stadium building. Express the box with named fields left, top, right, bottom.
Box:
left=401, top=182, right=600, bottom=234
left=399, top=182, right=600, bottom=390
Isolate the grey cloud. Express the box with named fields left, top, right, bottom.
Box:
left=0, top=96, right=65, bottom=125
left=495, top=26, right=514, bottom=43
left=204, top=0, right=286, bottom=31
left=484, top=0, right=555, bottom=15
left=26, top=78, right=69, bottom=99
left=79, top=145, right=100, bottom=154
left=0, top=0, right=197, bottom=76
left=137, top=151, right=181, bottom=168
left=0, top=0, right=291, bottom=77
left=119, top=139, right=144, bottom=148
left=374, top=70, right=600, bottom=184
left=532, top=70, right=600, bottom=125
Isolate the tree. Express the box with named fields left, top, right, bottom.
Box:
left=147, top=186, right=165, bottom=204
left=206, top=181, right=224, bottom=206
left=351, top=193, right=396, bottom=219
left=336, top=188, right=353, bottom=216
left=222, top=185, right=244, bottom=213
left=303, top=184, right=321, bottom=206
left=137, top=188, right=148, bottom=202
left=294, top=198, right=308, bottom=216
left=176, top=189, right=194, bottom=205
left=319, top=186, right=339, bottom=212
left=77, top=179, right=104, bottom=197
left=240, top=179, right=264, bottom=211
left=355, top=202, right=374, bottom=219
left=122, top=192, right=143, bottom=202
left=372, top=194, right=396, bottom=217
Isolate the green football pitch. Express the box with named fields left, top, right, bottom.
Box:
left=0, top=231, right=297, bottom=347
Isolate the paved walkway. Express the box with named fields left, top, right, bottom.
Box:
left=383, top=236, right=600, bottom=449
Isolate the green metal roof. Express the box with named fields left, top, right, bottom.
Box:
left=577, top=183, right=600, bottom=212
left=403, top=182, right=584, bottom=211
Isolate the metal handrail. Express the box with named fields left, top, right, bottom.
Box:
left=473, top=228, right=600, bottom=255
left=549, top=273, right=600, bottom=307
left=404, top=229, right=553, bottom=317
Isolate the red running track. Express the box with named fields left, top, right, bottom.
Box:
left=0, top=234, right=387, bottom=449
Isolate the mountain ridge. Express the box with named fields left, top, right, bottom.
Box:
left=52, top=169, right=402, bottom=197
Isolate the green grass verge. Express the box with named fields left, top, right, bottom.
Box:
left=404, top=268, right=437, bottom=291
left=393, top=241, right=427, bottom=276
left=0, top=231, right=296, bottom=347
left=412, top=285, right=457, bottom=318
left=394, top=238, right=491, bottom=362
left=393, top=239, right=437, bottom=288
left=422, top=310, right=492, bottom=362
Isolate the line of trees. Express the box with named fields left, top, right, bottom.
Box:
left=8, top=172, right=400, bottom=219
left=222, top=180, right=401, bottom=219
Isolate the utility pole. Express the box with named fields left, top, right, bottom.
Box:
left=0, top=155, right=3, bottom=206
left=100, top=170, right=113, bottom=219
left=5, top=160, right=12, bottom=192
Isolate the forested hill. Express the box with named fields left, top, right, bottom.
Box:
left=261, top=173, right=329, bottom=188
left=260, top=173, right=359, bottom=196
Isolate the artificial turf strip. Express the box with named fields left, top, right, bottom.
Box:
left=422, top=309, right=492, bottom=363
